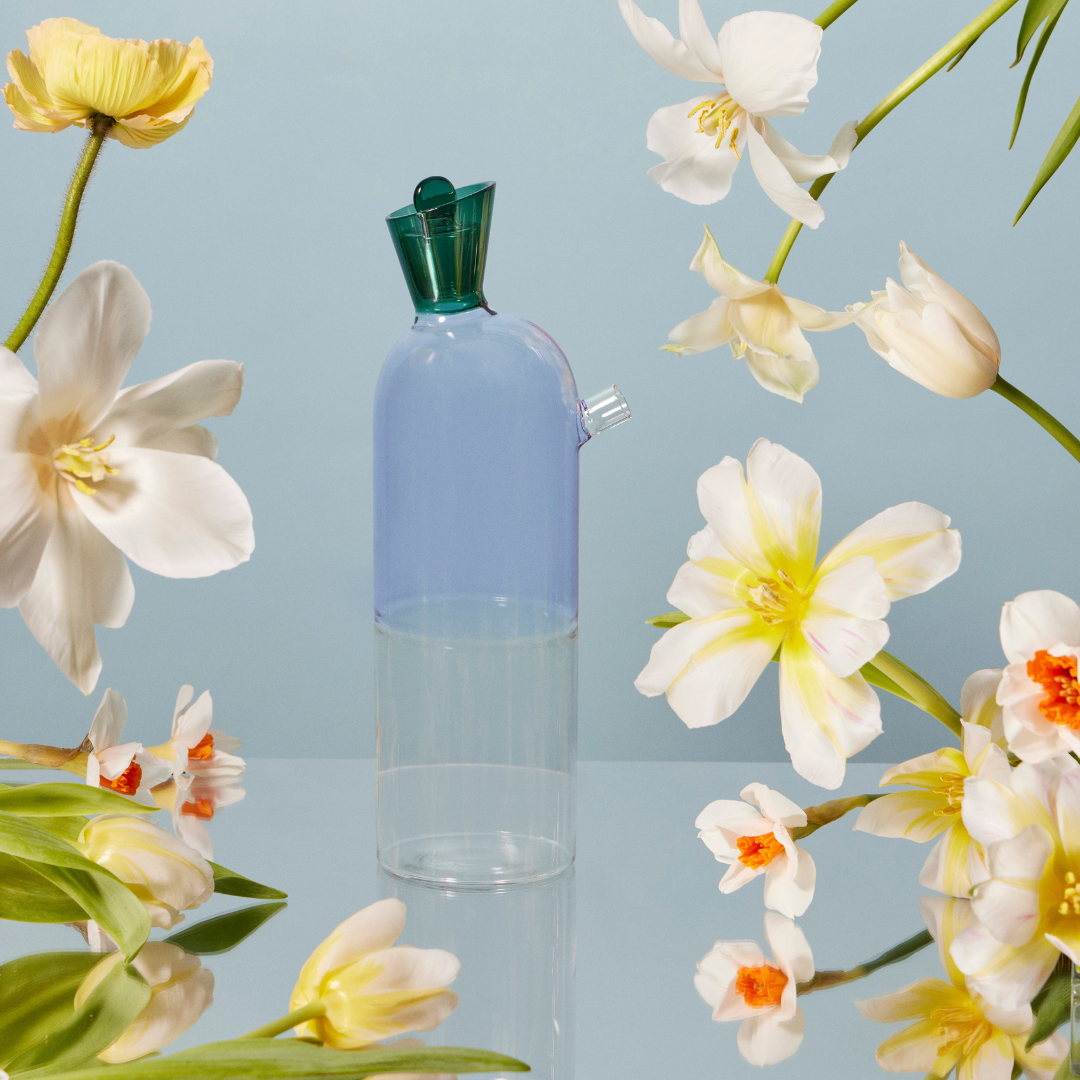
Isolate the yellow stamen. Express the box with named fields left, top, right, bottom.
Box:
left=745, top=569, right=807, bottom=626
left=728, top=126, right=741, bottom=159
left=52, top=433, right=118, bottom=495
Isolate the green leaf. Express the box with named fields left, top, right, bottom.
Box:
left=41, top=1039, right=530, bottom=1078
left=1026, top=964, right=1071, bottom=1047
left=0, top=952, right=102, bottom=1068
left=861, top=659, right=919, bottom=706
left=1015, top=91, right=1080, bottom=223
left=646, top=610, right=690, bottom=628
left=0, top=812, right=114, bottom=873
left=1010, top=2, right=1067, bottom=146
left=1014, top=0, right=1069, bottom=65
left=6, top=952, right=151, bottom=1077
left=164, top=901, right=287, bottom=955
left=0, top=783, right=155, bottom=818
left=0, top=852, right=86, bottom=922
left=210, top=862, right=287, bottom=900
left=1051, top=1050, right=1072, bottom=1080
left=0, top=760, right=50, bottom=770
left=946, top=37, right=978, bottom=71
left=20, top=858, right=151, bottom=962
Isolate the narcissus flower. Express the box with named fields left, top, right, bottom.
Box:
left=77, top=814, right=214, bottom=929
left=996, top=590, right=1080, bottom=763
left=618, top=0, right=856, bottom=223
left=635, top=439, right=961, bottom=788
left=694, top=912, right=813, bottom=1065
left=857, top=896, right=1066, bottom=1079
left=148, top=685, right=244, bottom=782
left=84, top=687, right=171, bottom=800
left=854, top=722, right=1011, bottom=898
left=167, top=772, right=245, bottom=860
left=4, top=19, right=212, bottom=148
left=75, top=943, right=214, bottom=1063
left=849, top=243, right=1000, bottom=399
left=696, top=782, right=815, bottom=917
left=291, top=899, right=460, bottom=1049
left=0, top=261, right=253, bottom=694
left=664, top=227, right=861, bottom=401
left=952, top=756, right=1080, bottom=1008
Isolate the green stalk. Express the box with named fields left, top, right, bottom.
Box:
left=241, top=999, right=326, bottom=1039
left=790, top=793, right=884, bottom=840
left=814, top=0, right=864, bottom=31
left=991, top=374, right=1080, bottom=466
left=797, top=928, right=933, bottom=996
left=868, top=650, right=962, bottom=738
left=763, top=0, right=1023, bottom=284
left=5, top=118, right=112, bottom=354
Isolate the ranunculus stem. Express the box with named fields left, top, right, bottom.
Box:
left=867, top=650, right=963, bottom=738
left=991, top=375, right=1080, bottom=466
left=763, top=0, right=1022, bottom=284
left=814, top=0, right=863, bottom=31
left=790, top=793, right=884, bottom=840
left=5, top=119, right=112, bottom=354
left=797, top=928, right=933, bottom=996
left=241, top=998, right=326, bottom=1039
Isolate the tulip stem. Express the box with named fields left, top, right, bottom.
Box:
left=814, top=0, right=863, bottom=30
left=763, top=0, right=1022, bottom=284
left=5, top=118, right=113, bottom=354
left=991, top=375, right=1080, bottom=467
left=797, top=928, right=933, bottom=996
left=241, top=999, right=326, bottom=1039
left=867, top=650, right=963, bottom=738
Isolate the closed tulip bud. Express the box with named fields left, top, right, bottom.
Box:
left=850, top=243, right=1000, bottom=399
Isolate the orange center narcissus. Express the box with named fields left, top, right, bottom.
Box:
left=188, top=733, right=214, bottom=760
left=181, top=798, right=214, bottom=820
left=735, top=964, right=788, bottom=1008
left=99, top=759, right=141, bottom=795
left=737, top=832, right=786, bottom=870
left=1028, top=650, right=1080, bottom=728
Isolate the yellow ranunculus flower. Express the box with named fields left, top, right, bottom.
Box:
left=3, top=18, right=212, bottom=148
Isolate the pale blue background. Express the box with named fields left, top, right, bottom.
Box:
left=0, top=0, right=1078, bottom=764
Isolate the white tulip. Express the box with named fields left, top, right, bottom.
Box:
left=850, top=243, right=1000, bottom=398
left=618, top=0, right=856, bottom=224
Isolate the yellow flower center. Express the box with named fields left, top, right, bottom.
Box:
left=52, top=434, right=118, bottom=495
left=932, top=772, right=966, bottom=817
left=1057, top=870, right=1080, bottom=916
left=688, top=95, right=742, bottom=157
left=745, top=570, right=808, bottom=626
left=929, top=1005, right=990, bottom=1058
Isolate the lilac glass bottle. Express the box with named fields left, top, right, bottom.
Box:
left=375, top=177, right=628, bottom=886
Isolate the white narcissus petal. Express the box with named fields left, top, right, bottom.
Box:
left=716, top=12, right=821, bottom=117
left=743, top=348, right=819, bottom=403
left=666, top=298, right=734, bottom=355
left=695, top=938, right=764, bottom=1017
left=764, top=911, right=814, bottom=986
left=695, top=797, right=760, bottom=835
left=617, top=0, right=719, bottom=82
left=737, top=1008, right=804, bottom=1066
left=72, top=447, right=253, bottom=578
left=19, top=490, right=134, bottom=695
left=816, top=502, right=961, bottom=602
left=88, top=687, right=128, bottom=751
left=762, top=844, right=815, bottom=918
left=741, top=783, right=805, bottom=829
left=744, top=119, right=825, bottom=228
left=645, top=99, right=744, bottom=205
left=999, top=590, right=1080, bottom=665
left=174, top=690, right=213, bottom=748
left=95, top=743, right=139, bottom=782
left=34, top=262, right=152, bottom=431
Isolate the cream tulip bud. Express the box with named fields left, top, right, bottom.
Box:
left=291, top=899, right=460, bottom=1049
left=75, top=943, right=214, bottom=1063
left=850, top=242, right=1000, bottom=398
left=77, top=815, right=215, bottom=929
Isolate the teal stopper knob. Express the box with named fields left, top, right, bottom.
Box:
left=386, top=177, right=496, bottom=314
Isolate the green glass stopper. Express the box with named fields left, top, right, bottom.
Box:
left=386, top=177, right=496, bottom=314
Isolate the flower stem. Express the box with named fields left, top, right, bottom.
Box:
left=797, top=928, right=933, bottom=996
left=241, top=999, right=326, bottom=1039
left=763, top=0, right=1022, bottom=284
left=868, top=650, right=963, bottom=738
left=814, top=0, right=863, bottom=30
left=790, top=793, right=884, bottom=840
left=5, top=119, right=112, bottom=354
left=991, top=375, right=1080, bottom=466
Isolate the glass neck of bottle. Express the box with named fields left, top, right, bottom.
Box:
left=413, top=306, right=493, bottom=328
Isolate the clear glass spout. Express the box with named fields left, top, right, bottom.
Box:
left=579, top=384, right=631, bottom=443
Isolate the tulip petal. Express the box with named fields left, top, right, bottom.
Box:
left=951, top=919, right=1059, bottom=1010
left=300, top=899, right=407, bottom=988
left=0, top=448, right=55, bottom=607
left=962, top=669, right=1005, bottom=741
left=919, top=825, right=988, bottom=899
left=678, top=0, right=723, bottom=74
left=667, top=559, right=742, bottom=618
left=72, top=446, right=253, bottom=578
left=362, top=946, right=462, bottom=995
left=972, top=825, right=1050, bottom=946
left=646, top=99, right=743, bottom=205
left=717, top=12, right=821, bottom=117
left=34, top=262, right=152, bottom=432
left=756, top=118, right=859, bottom=183
left=0, top=347, right=38, bottom=396
left=743, top=347, right=819, bottom=403
left=1000, top=590, right=1080, bottom=665
left=728, top=289, right=814, bottom=361
left=690, top=228, right=772, bottom=301
left=666, top=298, right=734, bottom=355
left=1015, top=1029, right=1069, bottom=1080
left=617, top=0, right=719, bottom=81
left=744, top=437, right=821, bottom=575
left=745, top=119, right=824, bottom=227
left=854, top=790, right=952, bottom=843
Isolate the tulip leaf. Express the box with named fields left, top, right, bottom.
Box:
left=40, top=1039, right=530, bottom=1078
left=0, top=811, right=115, bottom=872
left=1014, top=0, right=1070, bottom=65
left=20, top=858, right=151, bottom=962
left=5, top=952, right=151, bottom=1076
left=0, top=759, right=50, bottom=769
left=0, top=852, right=87, bottom=922
left=646, top=610, right=690, bottom=628
left=1026, top=964, right=1071, bottom=1047
left=164, top=901, right=287, bottom=955
left=0, top=952, right=102, bottom=1068
left=210, top=861, right=287, bottom=899
left=860, top=660, right=919, bottom=707
left=1010, top=1, right=1068, bottom=147
left=1015, top=90, right=1080, bottom=223
left=0, top=782, right=156, bottom=818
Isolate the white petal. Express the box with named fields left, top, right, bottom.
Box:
left=744, top=438, right=821, bottom=572
left=816, top=502, right=961, bottom=602
left=802, top=555, right=889, bottom=678
left=362, top=946, right=461, bottom=995
left=174, top=690, right=213, bottom=748
left=729, top=291, right=814, bottom=361
left=998, top=663, right=1080, bottom=763
left=667, top=559, right=742, bottom=618
left=89, top=687, right=128, bottom=751
left=972, top=826, right=1051, bottom=946
left=617, top=0, right=720, bottom=81
left=755, top=117, right=858, bottom=183
left=72, top=447, right=253, bottom=578
left=764, top=912, right=813, bottom=983
left=1000, top=591, right=1080, bottom=664
left=142, top=424, right=218, bottom=459
left=694, top=454, right=770, bottom=574
left=745, top=119, right=824, bottom=228
left=301, top=900, right=407, bottom=985
left=782, top=292, right=863, bottom=333
left=962, top=668, right=1005, bottom=740
left=666, top=298, right=735, bottom=355
left=741, top=783, right=805, bottom=828
left=951, top=921, right=1059, bottom=1010
left=18, top=490, right=134, bottom=694
left=695, top=797, right=757, bottom=832
left=34, top=262, right=151, bottom=431
left=737, top=1008, right=804, bottom=1065
left=0, top=346, right=38, bottom=395
left=854, top=790, right=951, bottom=843
left=717, top=11, right=821, bottom=117
left=744, top=348, right=819, bottom=402
left=779, top=637, right=882, bottom=789
left=762, top=846, right=815, bottom=917
left=0, top=450, right=56, bottom=606
left=918, top=827, right=989, bottom=899
left=690, top=228, right=772, bottom=301
left=678, top=0, right=723, bottom=75
left=646, top=99, right=743, bottom=205
left=95, top=742, right=138, bottom=781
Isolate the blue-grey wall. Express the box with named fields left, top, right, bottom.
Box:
left=0, top=0, right=1077, bottom=764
